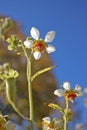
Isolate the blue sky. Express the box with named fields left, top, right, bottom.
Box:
left=0, top=0, right=87, bottom=87
left=0, top=0, right=87, bottom=127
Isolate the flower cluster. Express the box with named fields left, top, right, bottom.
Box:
left=24, top=27, right=56, bottom=60
left=54, top=81, right=83, bottom=102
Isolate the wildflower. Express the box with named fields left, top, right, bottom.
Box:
left=24, top=27, right=56, bottom=60
left=42, top=117, right=54, bottom=130
left=42, top=117, right=63, bottom=130
left=54, top=81, right=83, bottom=102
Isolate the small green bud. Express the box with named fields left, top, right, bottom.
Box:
left=6, top=35, right=22, bottom=51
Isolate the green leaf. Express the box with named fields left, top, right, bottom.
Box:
left=5, top=78, right=29, bottom=121
left=31, top=66, right=55, bottom=82
left=48, top=103, right=64, bottom=114
left=5, top=78, right=16, bottom=102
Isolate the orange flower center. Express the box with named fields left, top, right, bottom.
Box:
left=42, top=121, right=54, bottom=129
left=48, top=123, right=54, bottom=129
left=34, top=41, right=46, bottom=52
left=66, top=92, right=77, bottom=100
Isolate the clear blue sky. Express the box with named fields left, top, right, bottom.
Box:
left=0, top=0, right=87, bottom=87
left=0, top=0, right=87, bottom=128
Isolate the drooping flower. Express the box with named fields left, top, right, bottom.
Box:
left=54, top=81, right=83, bottom=102
left=42, top=117, right=63, bottom=130
left=42, top=117, right=54, bottom=130
left=24, top=27, right=56, bottom=60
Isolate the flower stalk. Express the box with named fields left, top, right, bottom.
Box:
left=64, top=100, right=69, bottom=130
left=27, top=59, right=34, bottom=130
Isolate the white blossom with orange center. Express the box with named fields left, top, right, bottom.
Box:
left=24, top=27, right=56, bottom=60
left=42, top=117, right=55, bottom=130
left=54, top=81, right=83, bottom=102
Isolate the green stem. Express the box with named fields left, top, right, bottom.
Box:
left=27, top=59, right=33, bottom=130
left=21, top=44, right=34, bottom=129
left=64, top=100, right=69, bottom=130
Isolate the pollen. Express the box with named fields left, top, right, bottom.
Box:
left=34, top=41, right=46, bottom=52
left=66, top=91, right=77, bottom=100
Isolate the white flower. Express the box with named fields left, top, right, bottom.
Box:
left=42, top=117, right=54, bottom=130
left=24, top=27, right=56, bottom=60
left=42, top=117, right=51, bottom=124
left=54, top=81, right=83, bottom=102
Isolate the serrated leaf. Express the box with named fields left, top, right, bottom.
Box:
left=48, top=103, right=64, bottom=114
left=31, top=66, right=55, bottom=82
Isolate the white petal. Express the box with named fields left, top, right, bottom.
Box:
left=30, top=27, right=40, bottom=40
left=46, top=45, right=56, bottom=53
left=42, top=117, right=51, bottom=124
left=75, top=85, right=82, bottom=91
left=44, top=31, right=55, bottom=42
left=63, top=81, right=71, bottom=90
left=54, top=89, right=64, bottom=97
left=33, top=51, right=41, bottom=60
left=76, top=91, right=83, bottom=97
left=24, top=40, right=34, bottom=48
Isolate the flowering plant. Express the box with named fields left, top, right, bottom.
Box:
left=0, top=17, right=83, bottom=130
